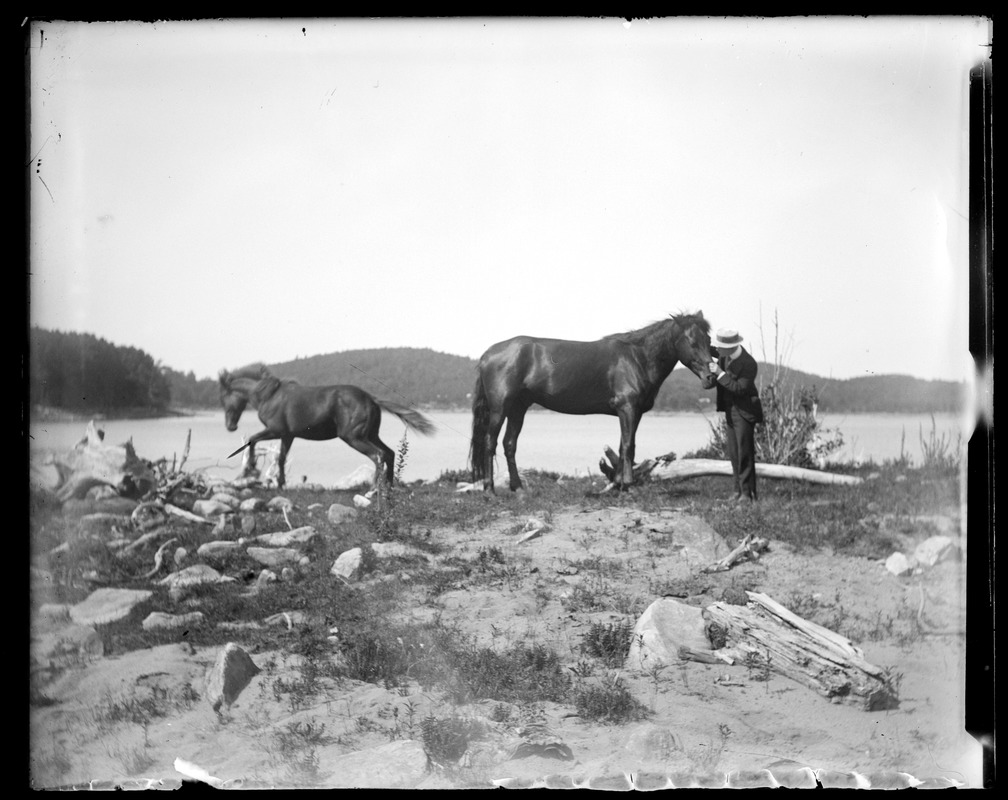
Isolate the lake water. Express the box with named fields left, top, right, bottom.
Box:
left=28, top=408, right=971, bottom=488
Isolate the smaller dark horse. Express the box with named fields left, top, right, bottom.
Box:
left=218, top=364, right=435, bottom=490
left=469, top=311, right=717, bottom=492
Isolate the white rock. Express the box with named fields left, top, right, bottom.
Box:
left=159, top=564, right=223, bottom=588
left=193, top=499, right=233, bottom=517
left=246, top=546, right=302, bottom=568
left=327, top=503, right=357, bottom=524
left=253, top=526, right=318, bottom=547
left=332, top=464, right=377, bottom=490
left=913, top=535, right=958, bottom=567
left=331, top=547, right=363, bottom=580
left=70, top=588, right=153, bottom=626
left=885, top=552, right=916, bottom=576
left=353, top=494, right=372, bottom=508
left=209, top=492, right=241, bottom=509
left=142, top=611, right=205, bottom=631
left=197, top=541, right=241, bottom=563
left=626, top=597, right=716, bottom=671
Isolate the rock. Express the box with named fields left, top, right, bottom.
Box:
left=246, top=547, right=302, bottom=568
left=209, top=492, right=241, bottom=509
left=159, top=564, right=224, bottom=589
left=281, top=567, right=296, bottom=581
left=173, top=547, right=188, bottom=567
left=196, top=541, right=241, bottom=564
left=913, top=535, right=958, bottom=567
left=193, top=499, right=233, bottom=517
left=240, top=514, right=257, bottom=536
left=267, top=496, right=293, bottom=511
left=204, top=642, right=261, bottom=713
left=625, top=597, right=713, bottom=671
left=885, top=552, right=915, bottom=576
left=353, top=494, right=372, bottom=508
left=70, top=587, right=152, bottom=626
left=327, top=503, right=357, bottom=524
left=253, top=526, right=318, bottom=547
left=142, top=611, right=205, bottom=631
left=332, top=464, right=377, bottom=490
left=239, top=497, right=265, bottom=513
left=256, top=569, right=277, bottom=588
left=331, top=547, right=363, bottom=580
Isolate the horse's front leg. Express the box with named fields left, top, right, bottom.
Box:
left=243, top=429, right=278, bottom=477
left=617, top=409, right=640, bottom=489
left=277, top=437, right=293, bottom=489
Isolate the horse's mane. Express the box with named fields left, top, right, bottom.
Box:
left=220, top=362, right=300, bottom=400
left=603, top=311, right=710, bottom=346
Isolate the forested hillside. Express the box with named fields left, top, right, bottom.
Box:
left=28, top=328, right=966, bottom=416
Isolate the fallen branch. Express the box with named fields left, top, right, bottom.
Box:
left=648, top=457, right=863, bottom=486
left=164, top=503, right=213, bottom=525
left=178, top=429, right=192, bottom=473
left=141, top=537, right=178, bottom=579
left=120, top=527, right=172, bottom=556
left=702, top=533, right=769, bottom=573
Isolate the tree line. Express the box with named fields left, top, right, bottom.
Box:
left=28, top=328, right=965, bottom=416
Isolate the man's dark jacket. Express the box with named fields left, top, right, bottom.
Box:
left=715, top=347, right=763, bottom=424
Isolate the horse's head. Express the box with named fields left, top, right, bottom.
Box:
left=218, top=369, right=248, bottom=432
left=674, top=311, right=718, bottom=390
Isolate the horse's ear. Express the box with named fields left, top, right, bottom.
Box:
left=259, top=365, right=270, bottom=378
left=218, top=369, right=229, bottom=386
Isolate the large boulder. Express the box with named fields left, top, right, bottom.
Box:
left=204, top=642, right=261, bottom=714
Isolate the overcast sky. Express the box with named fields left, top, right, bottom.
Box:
left=28, top=17, right=990, bottom=383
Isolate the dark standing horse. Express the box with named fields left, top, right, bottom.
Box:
left=219, top=364, right=435, bottom=490
left=469, top=311, right=716, bottom=492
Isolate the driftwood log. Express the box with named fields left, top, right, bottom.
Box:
left=704, top=591, right=898, bottom=711
left=599, top=448, right=862, bottom=486
left=40, top=421, right=157, bottom=502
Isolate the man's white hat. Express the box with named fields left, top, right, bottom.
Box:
left=713, top=328, right=744, bottom=348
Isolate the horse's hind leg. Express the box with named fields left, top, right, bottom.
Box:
left=503, top=404, right=528, bottom=492
left=482, top=407, right=507, bottom=493
left=344, top=435, right=393, bottom=499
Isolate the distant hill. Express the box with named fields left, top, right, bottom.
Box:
left=28, top=327, right=967, bottom=417
left=266, top=349, right=964, bottom=415
left=267, top=348, right=476, bottom=410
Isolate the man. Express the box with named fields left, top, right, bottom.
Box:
left=709, top=328, right=762, bottom=503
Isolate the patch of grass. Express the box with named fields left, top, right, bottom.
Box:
left=266, top=718, right=334, bottom=787
left=91, top=683, right=199, bottom=730
left=421, top=715, right=487, bottom=764
left=574, top=674, right=651, bottom=724
left=581, top=620, right=635, bottom=669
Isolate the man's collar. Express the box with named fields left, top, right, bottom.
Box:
left=726, top=345, right=743, bottom=363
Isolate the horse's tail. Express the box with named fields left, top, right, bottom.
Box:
left=375, top=399, right=437, bottom=437
left=469, top=373, right=490, bottom=482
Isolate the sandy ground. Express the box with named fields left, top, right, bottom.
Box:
left=29, top=499, right=982, bottom=789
